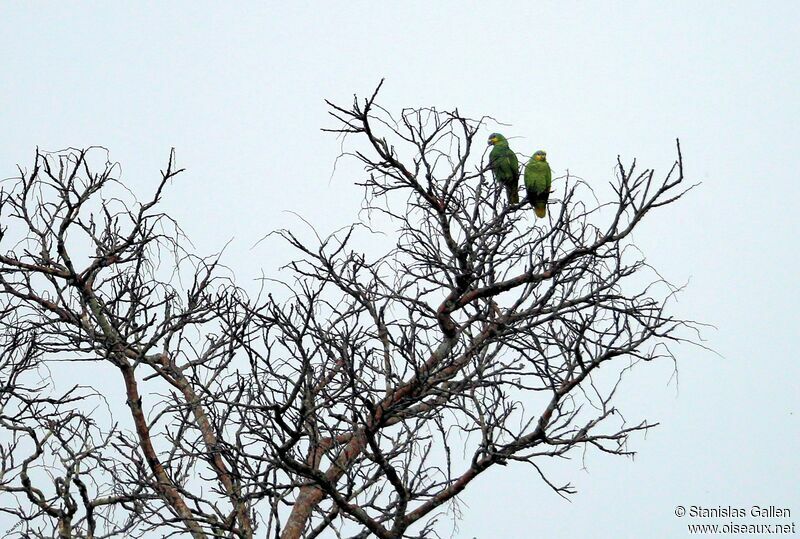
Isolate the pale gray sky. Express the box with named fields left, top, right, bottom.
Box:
left=1, top=2, right=798, bottom=538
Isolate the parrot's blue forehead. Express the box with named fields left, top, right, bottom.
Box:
left=488, top=133, right=502, bottom=139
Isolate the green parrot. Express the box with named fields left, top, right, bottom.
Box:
left=524, top=150, right=552, bottom=218
left=487, top=133, right=520, bottom=204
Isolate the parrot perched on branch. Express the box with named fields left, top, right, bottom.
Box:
left=524, top=150, right=552, bottom=218
left=487, top=133, right=520, bottom=204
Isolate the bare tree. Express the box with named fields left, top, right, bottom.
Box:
left=0, top=86, right=697, bottom=538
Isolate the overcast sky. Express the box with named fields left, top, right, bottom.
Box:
left=1, top=2, right=798, bottom=538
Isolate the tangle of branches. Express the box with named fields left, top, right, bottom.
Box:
left=0, top=86, right=698, bottom=538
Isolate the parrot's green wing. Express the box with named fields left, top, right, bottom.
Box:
left=524, top=159, right=552, bottom=218
left=489, top=145, right=520, bottom=204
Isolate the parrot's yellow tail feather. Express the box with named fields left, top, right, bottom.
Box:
left=534, top=204, right=547, bottom=218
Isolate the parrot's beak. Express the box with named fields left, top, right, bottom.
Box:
left=487, top=139, right=494, bottom=145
